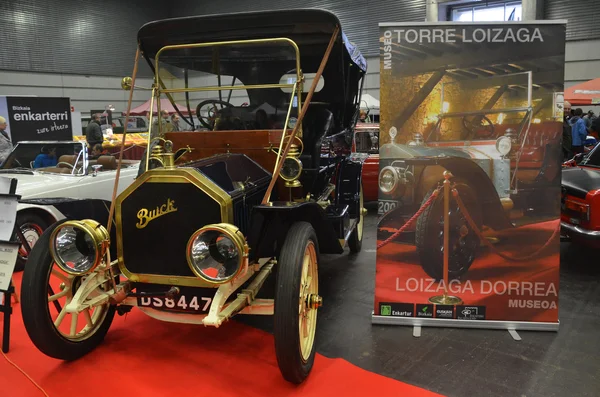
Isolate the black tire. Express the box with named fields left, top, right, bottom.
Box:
left=415, top=179, right=482, bottom=280
left=14, top=212, right=50, bottom=272
left=21, top=219, right=116, bottom=360
left=274, top=222, right=320, bottom=384
left=348, top=184, right=364, bottom=253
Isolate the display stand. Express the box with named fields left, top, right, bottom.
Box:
left=0, top=178, right=23, bottom=353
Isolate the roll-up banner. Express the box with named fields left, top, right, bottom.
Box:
left=373, top=21, right=567, bottom=332
left=0, top=97, right=73, bottom=144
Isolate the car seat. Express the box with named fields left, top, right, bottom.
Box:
left=97, top=155, right=117, bottom=170
left=57, top=155, right=77, bottom=168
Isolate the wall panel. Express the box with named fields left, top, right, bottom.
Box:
left=544, top=0, right=600, bottom=41
left=0, top=0, right=162, bottom=77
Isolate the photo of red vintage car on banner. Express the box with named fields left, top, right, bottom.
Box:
left=372, top=21, right=567, bottom=330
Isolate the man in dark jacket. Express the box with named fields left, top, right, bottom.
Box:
left=85, top=113, right=104, bottom=148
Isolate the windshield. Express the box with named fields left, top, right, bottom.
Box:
left=149, top=40, right=307, bottom=133
left=1, top=142, right=85, bottom=174
left=582, top=145, right=600, bottom=167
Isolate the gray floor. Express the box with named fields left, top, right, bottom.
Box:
left=241, top=205, right=600, bottom=397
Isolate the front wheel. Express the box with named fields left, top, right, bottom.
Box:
left=274, top=222, right=321, bottom=384
left=20, top=219, right=116, bottom=360
left=415, top=180, right=482, bottom=280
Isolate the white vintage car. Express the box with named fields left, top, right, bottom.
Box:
left=0, top=141, right=139, bottom=270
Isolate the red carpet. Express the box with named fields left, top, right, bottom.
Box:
left=2, top=273, right=443, bottom=397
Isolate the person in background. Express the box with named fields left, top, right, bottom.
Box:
left=570, top=108, right=588, bottom=155
left=33, top=146, right=58, bottom=168
left=562, top=101, right=573, bottom=160
left=152, top=110, right=173, bottom=136
left=0, top=116, right=12, bottom=164
left=589, top=117, right=600, bottom=140
left=583, top=110, right=593, bottom=129
left=171, top=113, right=181, bottom=131
left=88, top=143, right=108, bottom=159
left=86, top=113, right=104, bottom=148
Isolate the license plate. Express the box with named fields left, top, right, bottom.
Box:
left=137, top=291, right=213, bottom=314
left=378, top=200, right=397, bottom=215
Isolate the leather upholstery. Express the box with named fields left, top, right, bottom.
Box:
left=97, top=155, right=117, bottom=170
left=58, top=154, right=77, bottom=167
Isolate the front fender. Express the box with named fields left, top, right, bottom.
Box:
left=336, top=153, right=367, bottom=217
left=248, top=201, right=344, bottom=258
left=17, top=202, right=65, bottom=223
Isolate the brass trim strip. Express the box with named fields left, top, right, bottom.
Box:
left=145, top=87, right=157, bottom=172
left=115, top=167, right=233, bottom=287
left=274, top=82, right=298, bottom=173
left=161, top=83, right=295, bottom=94
left=154, top=37, right=301, bottom=82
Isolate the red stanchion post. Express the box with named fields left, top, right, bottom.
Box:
left=429, top=171, right=463, bottom=305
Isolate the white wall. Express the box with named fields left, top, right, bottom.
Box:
left=565, top=39, right=600, bottom=88
left=0, top=70, right=154, bottom=117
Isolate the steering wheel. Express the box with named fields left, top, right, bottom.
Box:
left=196, top=99, right=234, bottom=129
left=461, top=115, right=495, bottom=140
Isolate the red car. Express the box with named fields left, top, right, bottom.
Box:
left=354, top=123, right=379, bottom=202
left=561, top=143, right=600, bottom=245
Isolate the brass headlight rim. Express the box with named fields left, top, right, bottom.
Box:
left=49, top=220, right=109, bottom=276
left=279, top=156, right=303, bottom=182
left=186, top=223, right=248, bottom=285
left=379, top=165, right=400, bottom=195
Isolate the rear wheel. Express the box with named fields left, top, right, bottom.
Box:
left=15, top=212, right=50, bottom=272
left=274, top=222, right=321, bottom=384
left=21, top=220, right=116, bottom=360
left=415, top=180, right=482, bottom=280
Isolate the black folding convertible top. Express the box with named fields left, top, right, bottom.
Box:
left=137, top=9, right=367, bottom=74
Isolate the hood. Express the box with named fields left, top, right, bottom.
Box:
left=379, top=143, right=471, bottom=160
left=562, top=166, right=600, bottom=199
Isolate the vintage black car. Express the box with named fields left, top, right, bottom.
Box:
left=20, top=9, right=367, bottom=384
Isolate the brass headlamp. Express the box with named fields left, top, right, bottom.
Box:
left=49, top=220, right=110, bottom=275
left=280, top=135, right=304, bottom=188
left=186, top=223, right=249, bottom=284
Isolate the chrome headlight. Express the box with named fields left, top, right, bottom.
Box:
left=49, top=220, right=109, bottom=275
left=496, top=136, right=512, bottom=156
left=186, top=223, right=248, bottom=284
left=379, top=166, right=399, bottom=194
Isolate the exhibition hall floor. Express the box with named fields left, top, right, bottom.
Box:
left=2, top=208, right=599, bottom=396
left=245, top=207, right=600, bottom=397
